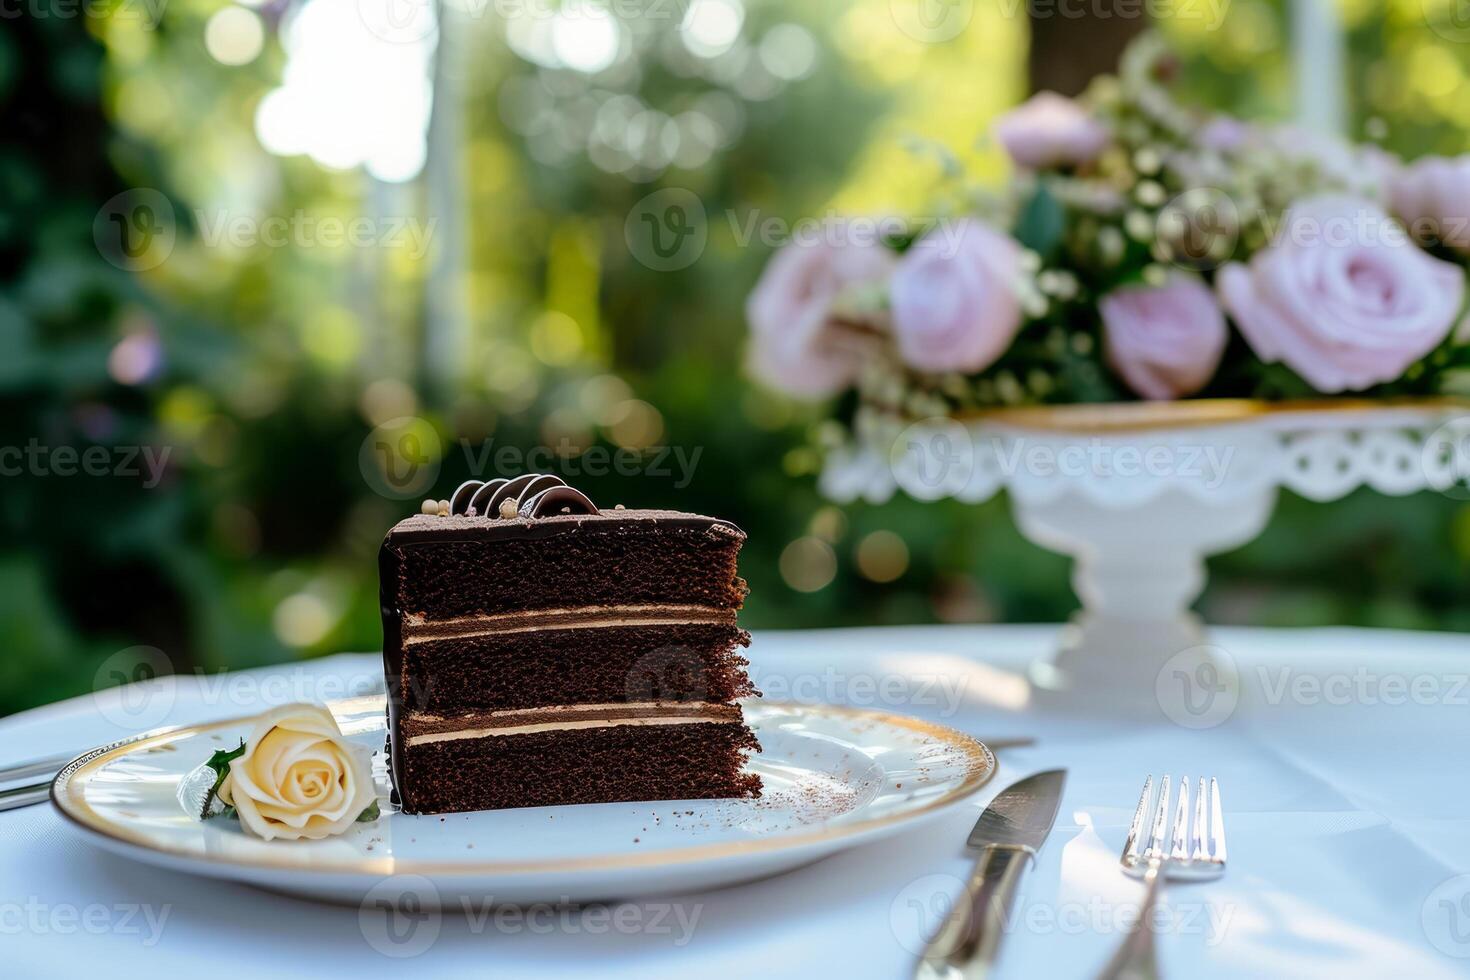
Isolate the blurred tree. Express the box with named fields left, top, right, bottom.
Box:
left=1028, top=0, right=1146, bottom=94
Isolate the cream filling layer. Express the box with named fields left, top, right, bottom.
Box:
left=401, top=603, right=735, bottom=644
left=405, top=714, right=727, bottom=746
left=409, top=701, right=721, bottom=723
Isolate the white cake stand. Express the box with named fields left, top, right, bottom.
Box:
left=821, top=400, right=1470, bottom=709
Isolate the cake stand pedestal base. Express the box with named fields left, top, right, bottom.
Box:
left=1012, top=484, right=1274, bottom=712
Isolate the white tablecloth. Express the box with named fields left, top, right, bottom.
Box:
left=4, top=625, right=1469, bottom=979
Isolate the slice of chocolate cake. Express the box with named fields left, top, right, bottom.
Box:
left=379, top=475, right=762, bottom=815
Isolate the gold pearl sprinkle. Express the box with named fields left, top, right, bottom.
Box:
left=437, top=500, right=450, bottom=517
left=420, top=499, right=438, bottom=516
left=499, top=498, right=518, bottom=519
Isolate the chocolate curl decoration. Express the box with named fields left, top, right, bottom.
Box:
left=519, top=485, right=599, bottom=518
left=486, top=473, right=559, bottom=517
left=515, top=474, right=565, bottom=507
left=448, top=480, right=484, bottom=515
left=467, top=478, right=509, bottom=517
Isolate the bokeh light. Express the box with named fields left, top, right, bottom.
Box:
left=681, top=0, right=744, bottom=59
left=204, top=7, right=265, bottom=67
left=779, top=536, right=837, bottom=593
left=273, top=592, right=334, bottom=647
left=855, top=530, right=909, bottom=583
left=253, top=0, right=434, bottom=181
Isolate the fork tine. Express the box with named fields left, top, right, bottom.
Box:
left=1123, top=775, right=1152, bottom=866
left=1168, top=775, right=1190, bottom=862
left=1209, top=776, right=1227, bottom=865
left=1145, top=774, right=1170, bottom=861
left=1190, top=776, right=1207, bottom=862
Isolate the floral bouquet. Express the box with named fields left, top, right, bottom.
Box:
left=744, top=36, right=1470, bottom=453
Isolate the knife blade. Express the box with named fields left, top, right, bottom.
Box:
left=916, top=769, right=1067, bottom=980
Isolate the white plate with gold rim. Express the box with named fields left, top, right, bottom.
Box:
left=50, top=697, right=995, bottom=907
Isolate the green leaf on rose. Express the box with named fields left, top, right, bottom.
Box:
left=357, top=800, right=381, bottom=822
left=200, top=740, right=246, bottom=820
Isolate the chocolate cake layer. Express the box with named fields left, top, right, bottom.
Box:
left=384, top=511, right=747, bottom=620
left=397, top=719, right=762, bottom=814
left=399, top=622, right=754, bottom=713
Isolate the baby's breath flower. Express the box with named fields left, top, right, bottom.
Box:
left=1135, top=180, right=1166, bottom=207
left=1124, top=210, right=1155, bottom=241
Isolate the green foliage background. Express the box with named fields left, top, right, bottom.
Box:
left=2, top=0, right=1468, bottom=717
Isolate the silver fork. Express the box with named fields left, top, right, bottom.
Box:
left=1095, top=775, right=1227, bottom=980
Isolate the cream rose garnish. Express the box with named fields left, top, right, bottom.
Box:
left=211, top=703, right=378, bottom=841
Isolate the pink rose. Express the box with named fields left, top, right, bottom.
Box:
left=993, top=92, right=1109, bottom=170
left=1217, top=196, right=1465, bottom=393
left=1389, top=155, right=1470, bottom=253
left=745, top=227, right=897, bottom=398
left=1100, top=276, right=1227, bottom=400
left=890, top=219, right=1023, bottom=373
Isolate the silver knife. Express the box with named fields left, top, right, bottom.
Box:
left=916, top=769, right=1067, bottom=980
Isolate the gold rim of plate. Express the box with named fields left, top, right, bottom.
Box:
left=958, top=396, right=1470, bottom=433
left=50, top=702, right=997, bottom=877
